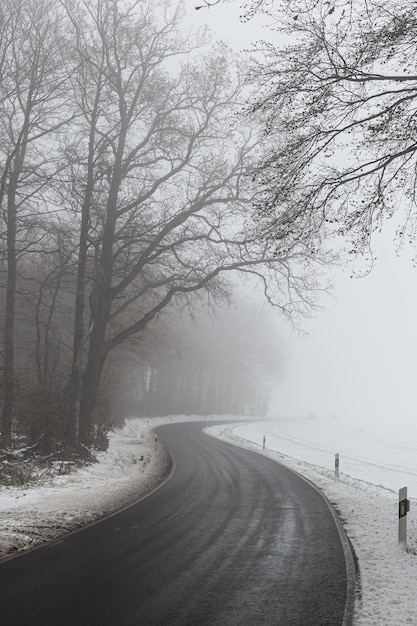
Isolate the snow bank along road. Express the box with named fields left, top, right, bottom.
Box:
left=0, top=422, right=353, bottom=625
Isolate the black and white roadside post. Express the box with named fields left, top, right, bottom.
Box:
left=399, top=486, right=410, bottom=550
left=263, top=435, right=266, bottom=450
left=335, top=453, right=340, bottom=482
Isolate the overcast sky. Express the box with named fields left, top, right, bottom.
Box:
left=185, top=1, right=417, bottom=425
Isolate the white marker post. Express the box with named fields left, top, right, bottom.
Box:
left=335, top=453, right=340, bottom=482
left=399, top=486, right=410, bottom=550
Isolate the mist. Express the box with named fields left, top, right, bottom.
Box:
left=108, top=296, right=287, bottom=420
left=269, top=232, right=417, bottom=427
left=188, top=3, right=417, bottom=431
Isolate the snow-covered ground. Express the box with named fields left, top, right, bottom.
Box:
left=1, top=414, right=416, bottom=625
left=0, top=420, right=171, bottom=560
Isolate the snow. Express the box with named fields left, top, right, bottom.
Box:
left=1, top=414, right=416, bottom=625
left=0, top=421, right=170, bottom=559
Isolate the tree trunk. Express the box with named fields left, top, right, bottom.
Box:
left=76, top=113, right=125, bottom=441
left=65, top=64, right=103, bottom=447
left=78, top=317, right=109, bottom=443
left=65, top=201, right=90, bottom=447
left=1, top=173, right=18, bottom=446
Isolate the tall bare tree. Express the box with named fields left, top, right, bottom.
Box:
left=60, top=0, right=324, bottom=444
left=0, top=0, right=72, bottom=445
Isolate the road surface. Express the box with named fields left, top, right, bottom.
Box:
left=0, top=422, right=353, bottom=625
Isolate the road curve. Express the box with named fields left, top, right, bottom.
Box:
left=0, top=422, right=352, bottom=625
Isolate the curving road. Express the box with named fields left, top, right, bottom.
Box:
left=0, top=422, right=353, bottom=625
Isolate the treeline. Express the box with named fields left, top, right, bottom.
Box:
left=0, top=0, right=319, bottom=451
left=110, top=302, right=284, bottom=419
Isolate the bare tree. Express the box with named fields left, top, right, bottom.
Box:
left=59, top=0, right=324, bottom=444
left=247, top=0, right=417, bottom=259
left=20, top=222, right=76, bottom=390
left=2, top=215, right=78, bottom=448
left=0, top=0, right=72, bottom=445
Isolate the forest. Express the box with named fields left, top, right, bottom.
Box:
left=0, top=0, right=319, bottom=458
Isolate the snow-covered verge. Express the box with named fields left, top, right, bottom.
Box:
left=0, top=420, right=172, bottom=560
left=207, top=418, right=417, bottom=626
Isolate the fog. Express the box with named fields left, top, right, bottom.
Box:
left=187, top=2, right=417, bottom=428
left=270, top=234, right=417, bottom=425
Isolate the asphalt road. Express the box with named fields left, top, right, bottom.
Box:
left=0, top=422, right=352, bottom=625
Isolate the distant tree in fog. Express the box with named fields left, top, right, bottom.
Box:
left=111, top=299, right=285, bottom=418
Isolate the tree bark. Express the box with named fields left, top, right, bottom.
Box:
left=63, top=33, right=106, bottom=446
left=65, top=176, right=93, bottom=447
left=1, top=168, right=19, bottom=446
left=78, top=315, right=109, bottom=443
left=1, top=218, right=16, bottom=444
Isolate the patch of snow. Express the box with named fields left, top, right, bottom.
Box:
left=0, top=420, right=169, bottom=559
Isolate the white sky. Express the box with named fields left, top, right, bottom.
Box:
left=184, top=2, right=266, bottom=39
left=275, top=233, right=417, bottom=423
left=185, top=1, right=417, bottom=425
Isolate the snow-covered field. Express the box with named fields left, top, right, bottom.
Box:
left=1, top=414, right=416, bottom=625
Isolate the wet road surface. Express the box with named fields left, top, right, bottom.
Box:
left=0, top=422, right=351, bottom=625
